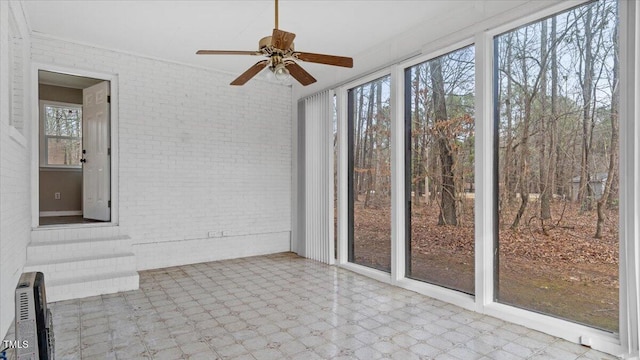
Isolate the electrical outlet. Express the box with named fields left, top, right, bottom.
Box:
left=54, top=192, right=61, bottom=200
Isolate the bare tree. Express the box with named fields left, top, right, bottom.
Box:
left=430, top=57, right=457, bottom=225
left=596, top=23, right=618, bottom=239
left=577, top=6, right=595, bottom=211
left=539, top=19, right=552, bottom=224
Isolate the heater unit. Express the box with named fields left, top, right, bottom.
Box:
left=15, top=272, right=54, bottom=360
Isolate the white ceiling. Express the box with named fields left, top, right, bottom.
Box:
left=22, top=1, right=555, bottom=95
left=22, top=1, right=481, bottom=82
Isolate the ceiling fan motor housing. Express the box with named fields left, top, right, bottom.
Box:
left=259, top=36, right=294, bottom=52
left=270, top=54, right=284, bottom=69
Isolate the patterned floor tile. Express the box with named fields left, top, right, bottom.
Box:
left=0, top=253, right=618, bottom=360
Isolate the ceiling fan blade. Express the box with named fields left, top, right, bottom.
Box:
left=295, top=52, right=353, bottom=68
left=271, top=29, right=296, bottom=50
left=196, top=50, right=262, bottom=55
left=231, top=60, right=269, bottom=86
left=286, top=62, right=317, bottom=86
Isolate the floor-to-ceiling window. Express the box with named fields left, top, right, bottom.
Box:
left=495, top=0, right=619, bottom=331
left=405, top=46, right=476, bottom=294
left=329, top=1, right=633, bottom=355
left=348, top=75, right=392, bottom=272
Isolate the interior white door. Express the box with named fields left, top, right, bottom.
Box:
left=82, top=81, right=111, bottom=221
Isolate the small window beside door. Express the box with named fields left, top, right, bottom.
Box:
left=40, top=102, right=82, bottom=168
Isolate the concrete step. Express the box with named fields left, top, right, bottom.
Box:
left=26, top=229, right=139, bottom=302
left=46, top=271, right=140, bottom=302
left=27, top=235, right=132, bottom=263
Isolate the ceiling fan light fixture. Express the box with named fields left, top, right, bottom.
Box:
left=273, top=62, right=290, bottom=81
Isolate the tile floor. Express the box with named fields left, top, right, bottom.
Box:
left=6, top=252, right=619, bottom=359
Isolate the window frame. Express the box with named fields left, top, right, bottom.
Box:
left=403, top=43, right=477, bottom=296
left=480, top=1, right=630, bottom=355
left=490, top=0, right=621, bottom=334
left=346, top=72, right=394, bottom=274
left=39, top=100, right=83, bottom=169
left=338, top=69, right=395, bottom=284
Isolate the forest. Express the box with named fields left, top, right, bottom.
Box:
left=347, top=0, right=619, bottom=331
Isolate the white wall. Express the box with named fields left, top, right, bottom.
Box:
left=30, top=35, right=293, bottom=270
left=0, top=0, right=31, bottom=340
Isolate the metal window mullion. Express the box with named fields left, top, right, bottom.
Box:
left=391, top=64, right=406, bottom=283
left=347, top=89, right=355, bottom=263
left=474, top=31, right=497, bottom=313
left=618, top=0, right=639, bottom=355
left=403, top=66, right=413, bottom=280
left=337, top=87, right=349, bottom=265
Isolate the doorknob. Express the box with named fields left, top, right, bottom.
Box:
left=80, top=159, right=86, bottom=163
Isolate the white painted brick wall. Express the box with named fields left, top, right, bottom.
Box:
left=30, top=35, right=292, bottom=270
left=8, top=6, right=24, bottom=133
left=0, top=1, right=31, bottom=340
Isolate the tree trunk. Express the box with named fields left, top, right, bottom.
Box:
left=511, top=29, right=533, bottom=230
left=430, top=58, right=457, bottom=226
left=504, top=34, right=516, bottom=206
left=539, top=20, right=552, bottom=222
left=372, top=79, right=384, bottom=203
left=413, top=71, right=422, bottom=205
left=596, top=25, right=618, bottom=238
left=595, top=103, right=617, bottom=238
left=511, top=100, right=531, bottom=230
left=550, top=17, right=560, bottom=199
left=579, top=6, right=593, bottom=211
left=429, top=152, right=438, bottom=205
left=363, top=83, right=375, bottom=208
left=354, top=89, right=365, bottom=198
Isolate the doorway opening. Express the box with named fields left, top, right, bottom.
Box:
left=38, top=70, right=111, bottom=226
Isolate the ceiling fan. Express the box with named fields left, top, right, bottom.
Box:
left=196, top=0, right=353, bottom=86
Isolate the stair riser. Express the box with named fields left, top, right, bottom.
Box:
left=24, top=264, right=138, bottom=283
left=27, top=240, right=132, bottom=263
left=46, top=275, right=140, bottom=302
left=31, top=226, right=122, bottom=243
left=24, top=256, right=137, bottom=282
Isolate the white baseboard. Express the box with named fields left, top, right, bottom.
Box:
left=134, top=231, right=291, bottom=270
left=39, top=210, right=82, bottom=217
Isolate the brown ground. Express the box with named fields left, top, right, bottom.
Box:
left=352, top=196, right=619, bottom=332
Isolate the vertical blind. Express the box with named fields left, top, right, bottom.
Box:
left=303, top=90, right=334, bottom=264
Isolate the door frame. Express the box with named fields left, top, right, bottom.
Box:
left=31, top=63, right=119, bottom=228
